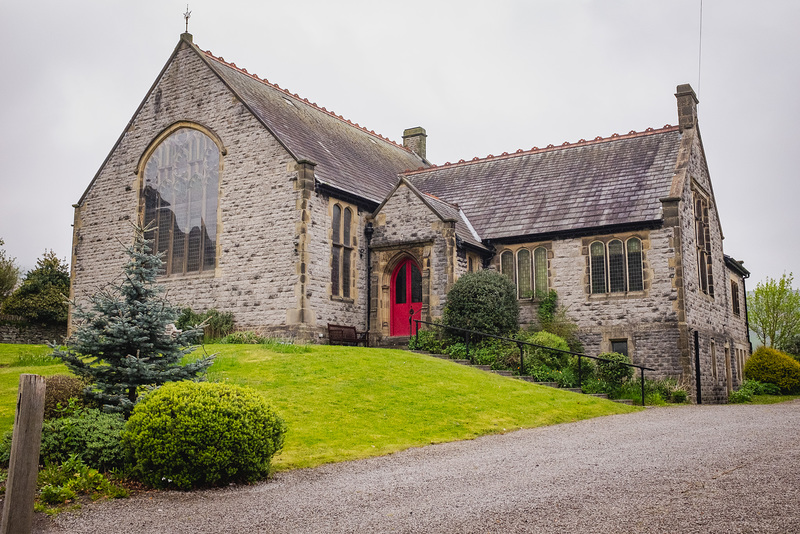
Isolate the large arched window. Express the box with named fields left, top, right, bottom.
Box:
left=142, top=128, right=219, bottom=275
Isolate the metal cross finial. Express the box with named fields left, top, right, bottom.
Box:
left=184, top=4, right=192, bottom=33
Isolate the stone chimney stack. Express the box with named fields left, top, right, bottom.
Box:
left=403, top=127, right=427, bottom=159
left=675, top=84, right=699, bottom=133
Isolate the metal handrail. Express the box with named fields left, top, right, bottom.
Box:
left=411, top=317, right=654, bottom=406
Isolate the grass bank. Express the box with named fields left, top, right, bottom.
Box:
left=0, top=343, right=640, bottom=471
left=196, top=343, right=639, bottom=470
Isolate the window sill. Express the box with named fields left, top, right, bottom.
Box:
left=158, top=269, right=217, bottom=281
left=331, top=296, right=355, bottom=304
left=588, top=290, right=647, bottom=300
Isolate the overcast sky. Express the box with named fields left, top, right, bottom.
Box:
left=1, top=1, right=798, bottom=289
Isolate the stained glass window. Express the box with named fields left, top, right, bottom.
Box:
left=590, top=242, right=607, bottom=294
left=143, top=128, right=219, bottom=275
left=627, top=238, right=643, bottom=291
left=608, top=240, right=626, bottom=293
left=516, top=249, right=532, bottom=298
left=533, top=247, right=548, bottom=297
left=501, top=251, right=515, bottom=285
left=331, top=204, right=354, bottom=298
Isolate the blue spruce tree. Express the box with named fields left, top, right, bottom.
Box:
left=54, top=225, right=215, bottom=415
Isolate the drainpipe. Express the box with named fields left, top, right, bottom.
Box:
left=364, top=222, right=374, bottom=337
left=741, top=273, right=753, bottom=354
left=694, top=329, right=702, bottom=404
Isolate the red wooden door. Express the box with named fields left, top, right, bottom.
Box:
left=390, top=258, right=422, bottom=336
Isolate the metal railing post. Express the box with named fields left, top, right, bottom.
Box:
left=517, top=342, right=525, bottom=376
left=415, top=320, right=419, bottom=344
left=465, top=332, right=471, bottom=364
left=409, top=308, right=414, bottom=336
left=578, top=355, right=582, bottom=391
left=641, top=367, right=646, bottom=406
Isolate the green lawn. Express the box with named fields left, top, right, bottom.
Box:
left=0, top=344, right=68, bottom=430
left=194, top=343, right=639, bottom=470
left=0, top=342, right=641, bottom=471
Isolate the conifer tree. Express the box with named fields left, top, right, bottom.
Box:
left=53, top=225, right=214, bottom=415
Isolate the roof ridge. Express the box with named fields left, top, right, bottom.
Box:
left=201, top=49, right=411, bottom=153
left=402, top=124, right=680, bottom=175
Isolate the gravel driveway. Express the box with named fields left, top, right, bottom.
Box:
left=40, top=401, right=799, bottom=533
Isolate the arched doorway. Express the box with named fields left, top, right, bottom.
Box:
left=390, top=257, right=422, bottom=336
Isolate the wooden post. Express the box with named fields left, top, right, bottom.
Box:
left=1, top=374, right=46, bottom=534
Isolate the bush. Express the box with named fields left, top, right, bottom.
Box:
left=177, top=308, right=235, bottom=342
left=39, top=408, right=126, bottom=471
left=37, top=455, right=128, bottom=505
left=729, top=379, right=783, bottom=403
left=43, top=374, right=87, bottom=419
left=442, top=270, right=519, bottom=336
left=220, top=330, right=267, bottom=344
left=519, top=331, right=570, bottom=370
left=123, top=381, right=286, bottom=490
left=408, top=329, right=445, bottom=353
left=0, top=250, right=70, bottom=325
left=568, top=355, right=595, bottom=382
left=744, top=346, right=800, bottom=393
left=596, top=352, right=634, bottom=386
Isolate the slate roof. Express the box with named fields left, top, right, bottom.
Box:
left=200, top=49, right=427, bottom=204
left=419, top=192, right=487, bottom=251
left=405, top=127, right=682, bottom=240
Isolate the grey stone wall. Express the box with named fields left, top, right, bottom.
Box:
left=0, top=316, right=66, bottom=345
left=368, top=183, right=456, bottom=339
left=72, top=40, right=302, bottom=338
left=493, top=228, right=684, bottom=380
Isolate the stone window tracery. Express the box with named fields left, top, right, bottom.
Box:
left=142, top=128, right=219, bottom=276
left=693, top=188, right=714, bottom=297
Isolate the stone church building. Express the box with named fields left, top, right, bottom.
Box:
left=71, top=33, right=751, bottom=403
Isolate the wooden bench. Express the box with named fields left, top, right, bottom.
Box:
left=327, top=324, right=369, bottom=347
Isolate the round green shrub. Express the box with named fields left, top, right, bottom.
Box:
left=39, top=408, right=126, bottom=471
left=520, top=331, right=570, bottom=370
left=442, top=270, right=519, bottom=336
left=744, top=347, right=800, bottom=393
left=123, top=381, right=286, bottom=490
left=596, top=352, right=634, bottom=386
left=43, top=374, right=87, bottom=419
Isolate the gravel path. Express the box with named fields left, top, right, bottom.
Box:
left=40, top=401, right=800, bottom=533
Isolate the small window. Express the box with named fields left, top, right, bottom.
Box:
left=693, top=189, right=714, bottom=297
left=590, top=242, right=607, bottom=294
left=731, top=280, right=740, bottom=316
left=331, top=204, right=354, bottom=298
left=610, top=339, right=629, bottom=357
left=710, top=341, right=718, bottom=380
left=608, top=240, right=626, bottom=293
left=501, top=251, right=515, bottom=284
left=627, top=238, right=644, bottom=291
left=533, top=247, right=548, bottom=297
left=517, top=249, right=532, bottom=298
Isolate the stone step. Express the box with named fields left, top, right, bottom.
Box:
left=470, top=365, right=492, bottom=371
left=492, top=370, right=514, bottom=377
left=589, top=393, right=609, bottom=399
left=453, top=359, right=471, bottom=365
left=533, top=382, right=559, bottom=388
left=612, top=398, right=635, bottom=405
left=515, top=376, right=538, bottom=383
left=562, top=388, right=583, bottom=394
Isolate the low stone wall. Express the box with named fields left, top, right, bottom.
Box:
left=0, top=315, right=67, bottom=344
